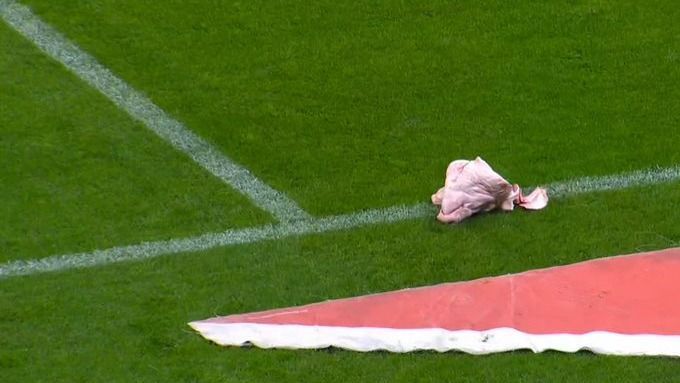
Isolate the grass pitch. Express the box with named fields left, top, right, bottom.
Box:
left=19, top=0, right=680, bottom=215
left=0, top=20, right=271, bottom=261
left=2, top=0, right=680, bottom=381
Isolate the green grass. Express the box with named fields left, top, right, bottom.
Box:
left=21, top=0, right=680, bottom=215
left=2, top=184, right=680, bottom=382
left=0, top=22, right=271, bottom=261
left=2, top=0, right=680, bottom=381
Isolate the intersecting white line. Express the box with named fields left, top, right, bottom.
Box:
left=0, top=0, right=311, bottom=223
left=2, top=0, right=680, bottom=281
left=1, top=165, right=679, bottom=280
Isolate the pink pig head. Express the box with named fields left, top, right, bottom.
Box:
left=432, top=157, right=548, bottom=223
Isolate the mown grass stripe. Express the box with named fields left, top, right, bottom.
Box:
left=1, top=165, right=678, bottom=280
left=0, top=0, right=311, bottom=223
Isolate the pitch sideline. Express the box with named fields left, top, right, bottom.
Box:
left=1, top=165, right=679, bottom=280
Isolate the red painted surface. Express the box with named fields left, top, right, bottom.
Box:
left=206, top=248, right=680, bottom=335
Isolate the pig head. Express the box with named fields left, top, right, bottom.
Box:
left=432, top=157, right=548, bottom=223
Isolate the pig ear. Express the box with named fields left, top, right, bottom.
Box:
left=474, top=156, right=488, bottom=165
left=517, top=187, right=549, bottom=210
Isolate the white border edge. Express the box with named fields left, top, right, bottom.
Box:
left=188, top=322, right=680, bottom=356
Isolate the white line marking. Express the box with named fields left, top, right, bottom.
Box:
left=1, top=165, right=679, bottom=280
left=0, top=203, right=430, bottom=279
left=0, top=0, right=311, bottom=223
left=547, top=165, right=680, bottom=198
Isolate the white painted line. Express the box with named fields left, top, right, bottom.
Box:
left=1, top=165, right=679, bottom=280
left=547, top=165, right=680, bottom=198
left=0, top=0, right=311, bottom=223
left=0, top=203, right=430, bottom=279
